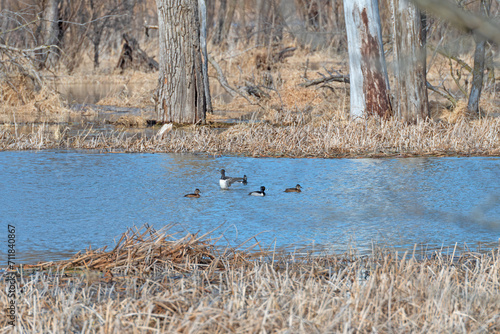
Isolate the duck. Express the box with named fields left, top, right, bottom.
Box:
left=284, top=184, right=301, bottom=193
left=184, top=189, right=201, bottom=198
left=220, top=169, right=247, bottom=189
left=249, top=186, right=266, bottom=196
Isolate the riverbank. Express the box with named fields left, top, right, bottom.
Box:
left=1, top=226, right=499, bottom=332
left=1, top=115, right=499, bottom=158
left=2, top=45, right=499, bottom=158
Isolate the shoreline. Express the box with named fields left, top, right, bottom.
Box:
left=1, top=226, right=499, bottom=332
left=1, top=116, right=499, bottom=158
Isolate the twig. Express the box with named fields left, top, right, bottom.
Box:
left=428, top=45, right=472, bottom=73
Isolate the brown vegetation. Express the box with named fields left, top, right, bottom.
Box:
left=1, top=115, right=498, bottom=157
left=1, top=225, right=499, bottom=332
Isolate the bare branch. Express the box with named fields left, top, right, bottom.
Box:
left=412, top=0, right=500, bottom=44
left=299, top=74, right=350, bottom=87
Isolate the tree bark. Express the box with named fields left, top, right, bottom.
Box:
left=391, top=0, right=429, bottom=122
left=467, top=0, right=492, bottom=115
left=155, top=0, right=208, bottom=124
left=344, top=0, right=391, bottom=118
left=39, top=0, right=60, bottom=69
left=198, top=0, right=213, bottom=113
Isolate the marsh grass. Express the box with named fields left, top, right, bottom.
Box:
left=1, top=225, right=499, bottom=333
left=1, top=116, right=499, bottom=157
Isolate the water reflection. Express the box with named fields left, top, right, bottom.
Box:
left=0, top=152, right=498, bottom=263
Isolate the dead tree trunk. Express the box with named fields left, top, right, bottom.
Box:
left=467, top=0, right=492, bottom=115
left=391, top=0, right=429, bottom=122
left=39, top=0, right=60, bottom=69
left=199, top=0, right=213, bottom=113
left=344, top=0, right=391, bottom=118
left=155, top=0, right=208, bottom=124
left=116, top=33, right=159, bottom=73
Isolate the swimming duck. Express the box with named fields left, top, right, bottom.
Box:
left=249, top=186, right=266, bottom=196
left=284, top=184, right=301, bottom=193
left=184, top=189, right=201, bottom=198
left=220, top=169, right=247, bottom=189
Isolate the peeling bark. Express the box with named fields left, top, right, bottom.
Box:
left=155, top=0, right=208, bottom=124
left=391, top=0, right=429, bottom=122
left=344, top=0, right=391, bottom=118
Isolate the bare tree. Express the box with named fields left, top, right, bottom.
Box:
left=467, top=0, right=492, bottom=114
left=38, top=0, right=60, bottom=69
left=344, top=0, right=391, bottom=118
left=85, top=0, right=130, bottom=69
left=155, top=0, right=209, bottom=123
left=391, top=0, right=429, bottom=122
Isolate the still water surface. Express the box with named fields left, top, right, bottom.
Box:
left=1, top=151, right=499, bottom=263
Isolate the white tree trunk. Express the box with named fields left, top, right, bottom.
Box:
left=344, top=0, right=391, bottom=118
left=156, top=0, right=207, bottom=124
left=198, top=0, right=212, bottom=114
left=391, top=0, right=429, bottom=122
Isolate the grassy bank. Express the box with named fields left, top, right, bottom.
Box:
left=1, top=115, right=499, bottom=158
left=1, top=226, right=499, bottom=333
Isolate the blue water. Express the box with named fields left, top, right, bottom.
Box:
left=0, top=151, right=499, bottom=263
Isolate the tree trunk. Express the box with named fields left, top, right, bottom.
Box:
left=155, top=0, right=208, bottom=124
left=39, top=0, right=60, bottom=69
left=256, top=0, right=270, bottom=46
left=206, top=0, right=215, bottom=37
left=391, top=0, right=429, bottom=122
left=344, top=0, right=391, bottom=118
left=93, top=37, right=100, bottom=69
left=212, top=0, right=227, bottom=45
left=199, top=0, right=213, bottom=113
left=467, top=0, right=492, bottom=115
left=221, top=0, right=237, bottom=43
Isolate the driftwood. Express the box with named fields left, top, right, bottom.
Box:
left=116, top=33, right=158, bottom=73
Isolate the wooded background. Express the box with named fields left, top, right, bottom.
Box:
left=1, top=0, right=497, bottom=71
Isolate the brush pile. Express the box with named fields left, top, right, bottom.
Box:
left=29, top=225, right=253, bottom=274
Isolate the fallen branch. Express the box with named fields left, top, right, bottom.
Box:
left=299, top=74, right=350, bottom=87
left=426, top=81, right=458, bottom=107
left=207, top=55, right=260, bottom=105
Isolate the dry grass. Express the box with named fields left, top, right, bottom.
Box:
left=1, top=225, right=499, bottom=333
left=1, top=116, right=499, bottom=157
left=1, top=39, right=499, bottom=158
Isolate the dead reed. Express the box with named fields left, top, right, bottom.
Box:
left=1, top=116, right=499, bottom=158
left=1, top=225, right=499, bottom=333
